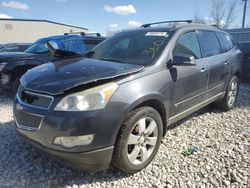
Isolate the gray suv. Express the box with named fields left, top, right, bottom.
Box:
left=14, top=20, right=242, bottom=173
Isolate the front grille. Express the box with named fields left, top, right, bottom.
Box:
left=14, top=108, right=44, bottom=131
left=17, top=86, right=53, bottom=109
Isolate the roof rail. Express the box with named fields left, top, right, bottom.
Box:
left=84, top=32, right=101, bottom=37
left=64, top=32, right=86, bottom=36
left=141, top=20, right=192, bottom=28
left=64, top=32, right=101, bottom=37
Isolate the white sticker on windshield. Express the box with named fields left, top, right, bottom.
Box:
left=145, top=32, right=169, bottom=37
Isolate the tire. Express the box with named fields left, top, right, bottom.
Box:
left=216, top=76, right=239, bottom=111
left=112, top=107, right=163, bottom=173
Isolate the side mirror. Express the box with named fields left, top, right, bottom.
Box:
left=172, top=54, right=196, bottom=66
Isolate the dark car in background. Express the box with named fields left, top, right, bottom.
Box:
left=237, top=42, right=250, bottom=78
left=13, top=21, right=242, bottom=173
left=0, top=43, right=31, bottom=52
left=0, top=33, right=105, bottom=92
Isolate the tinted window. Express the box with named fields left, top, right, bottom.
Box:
left=199, top=31, right=221, bottom=57
left=26, top=37, right=86, bottom=54
left=174, top=32, right=201, bottom=59
left=0, top=44, right=18, bottom=52
left=25, top=42, right=48, bottom=54
left=216, top=32, right=234, bottom=53
left=18, top=45, right=29, bottom=52
left=83, top=39, right=104, bottom=50
left=58, top=38, right=86, bottom=53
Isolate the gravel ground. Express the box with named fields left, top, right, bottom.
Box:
left=0, top=83, right=250, bottom=188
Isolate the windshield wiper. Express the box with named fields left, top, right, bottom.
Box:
left=99, top=58, right=124, bottom=64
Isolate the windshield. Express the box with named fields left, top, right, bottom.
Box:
left=25, top=41, right=48, bottom=54
left=25, top=37, right=86, bottom=54
left=90, top=30, right=171, bottom=65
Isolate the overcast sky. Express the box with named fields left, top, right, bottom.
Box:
left=0, top=0, right=249, bottom=34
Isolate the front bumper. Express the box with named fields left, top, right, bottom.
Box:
left=17, top=131, right=114, bottom=172
left=13, top=91, right=126, bottom=171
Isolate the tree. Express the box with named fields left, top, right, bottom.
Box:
left=210, top=0, right=238, bottom=29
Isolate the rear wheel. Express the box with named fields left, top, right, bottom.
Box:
left=112, top=107, right=163, bottom=173
left=216, top=76, right=239, bottom=111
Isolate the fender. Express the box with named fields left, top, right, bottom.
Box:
left=4, top=59, right=44, bottom=82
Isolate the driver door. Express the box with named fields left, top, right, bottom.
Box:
left=169, top=31, right=210, bottom=117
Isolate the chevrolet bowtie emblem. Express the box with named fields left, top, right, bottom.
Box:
left=16, top=103, right=23, bottom=111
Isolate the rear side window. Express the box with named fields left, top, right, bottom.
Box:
left=173, top=32, right=201, bottom=59
left=59, top=38, right=86, bottom=53
left=216, top=32, right=234, bottom=53
left=199, top=31, right=221, bottom=57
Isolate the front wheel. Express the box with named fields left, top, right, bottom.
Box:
left=216, top=76, right=239, bottom=111
left=112, top=107, right=163, bottom=173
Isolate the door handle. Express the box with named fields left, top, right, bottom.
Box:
left=201, top=68, right=208, bottom=73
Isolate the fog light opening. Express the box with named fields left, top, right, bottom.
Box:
left=53, top=134, right=94, bottom=148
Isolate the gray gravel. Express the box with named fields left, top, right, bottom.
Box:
left=0, top=83, right=250, bottom=188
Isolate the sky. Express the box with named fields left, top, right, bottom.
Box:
left=0, top=0, right=249, bottom=35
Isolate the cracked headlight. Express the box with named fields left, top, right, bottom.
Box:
left=54, top=82, right=119, bottom=111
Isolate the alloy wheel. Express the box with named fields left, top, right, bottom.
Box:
left=126, top=117, right=158, bottom=165
left=227, top=79, right=238, bottom=107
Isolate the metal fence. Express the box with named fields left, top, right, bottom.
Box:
left=226, top=28, right=250, bottom=43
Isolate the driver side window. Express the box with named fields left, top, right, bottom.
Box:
left=174, top=32, right=201, bottom=59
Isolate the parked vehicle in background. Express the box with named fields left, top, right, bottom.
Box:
left=225, top=28, right=250, bottom=79
left=14, top=21, right=242, bottom=173
left=0, top=43, right=31, bottom=52
left=0, top=33, right=105, bottom=93
left=237, top=42, right=250, bottom=78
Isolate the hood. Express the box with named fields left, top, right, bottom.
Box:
left=21, top=58, right=144, bottom=95
left=0, top=52, right=35, bottom=62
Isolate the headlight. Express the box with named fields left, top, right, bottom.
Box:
left=54, top=82, right=119, bottom=111
left=0, top=62, right=7, bottom=71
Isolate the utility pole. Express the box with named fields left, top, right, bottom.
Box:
left=242, top=0, right=248, bottom=28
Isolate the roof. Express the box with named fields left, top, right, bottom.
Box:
left=36, top=35, right=82, bottom=42
left=122, top=23, right=220, bottom=34
left=0, top=18, right=88, bottom=30
left=35, top=34, right=105, bottom=43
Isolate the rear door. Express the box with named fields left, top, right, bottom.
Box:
left=170, top=31, right=210, bottom=116
left=198, top=31, right=230, bottom=97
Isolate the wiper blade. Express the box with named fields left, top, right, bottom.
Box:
left=99, top=58, right=124, bottom=64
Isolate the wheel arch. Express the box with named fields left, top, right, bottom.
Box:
left=234, top=70, right=241, bottom=81
left=116, top=95, right=168, bottom=139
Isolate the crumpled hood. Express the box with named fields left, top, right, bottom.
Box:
left=21, top=57, right=144, bottom=95
left=0, top=52, right=35, bottom=62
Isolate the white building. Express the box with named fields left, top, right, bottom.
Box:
left=0, top=18, right=88, bottom=43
